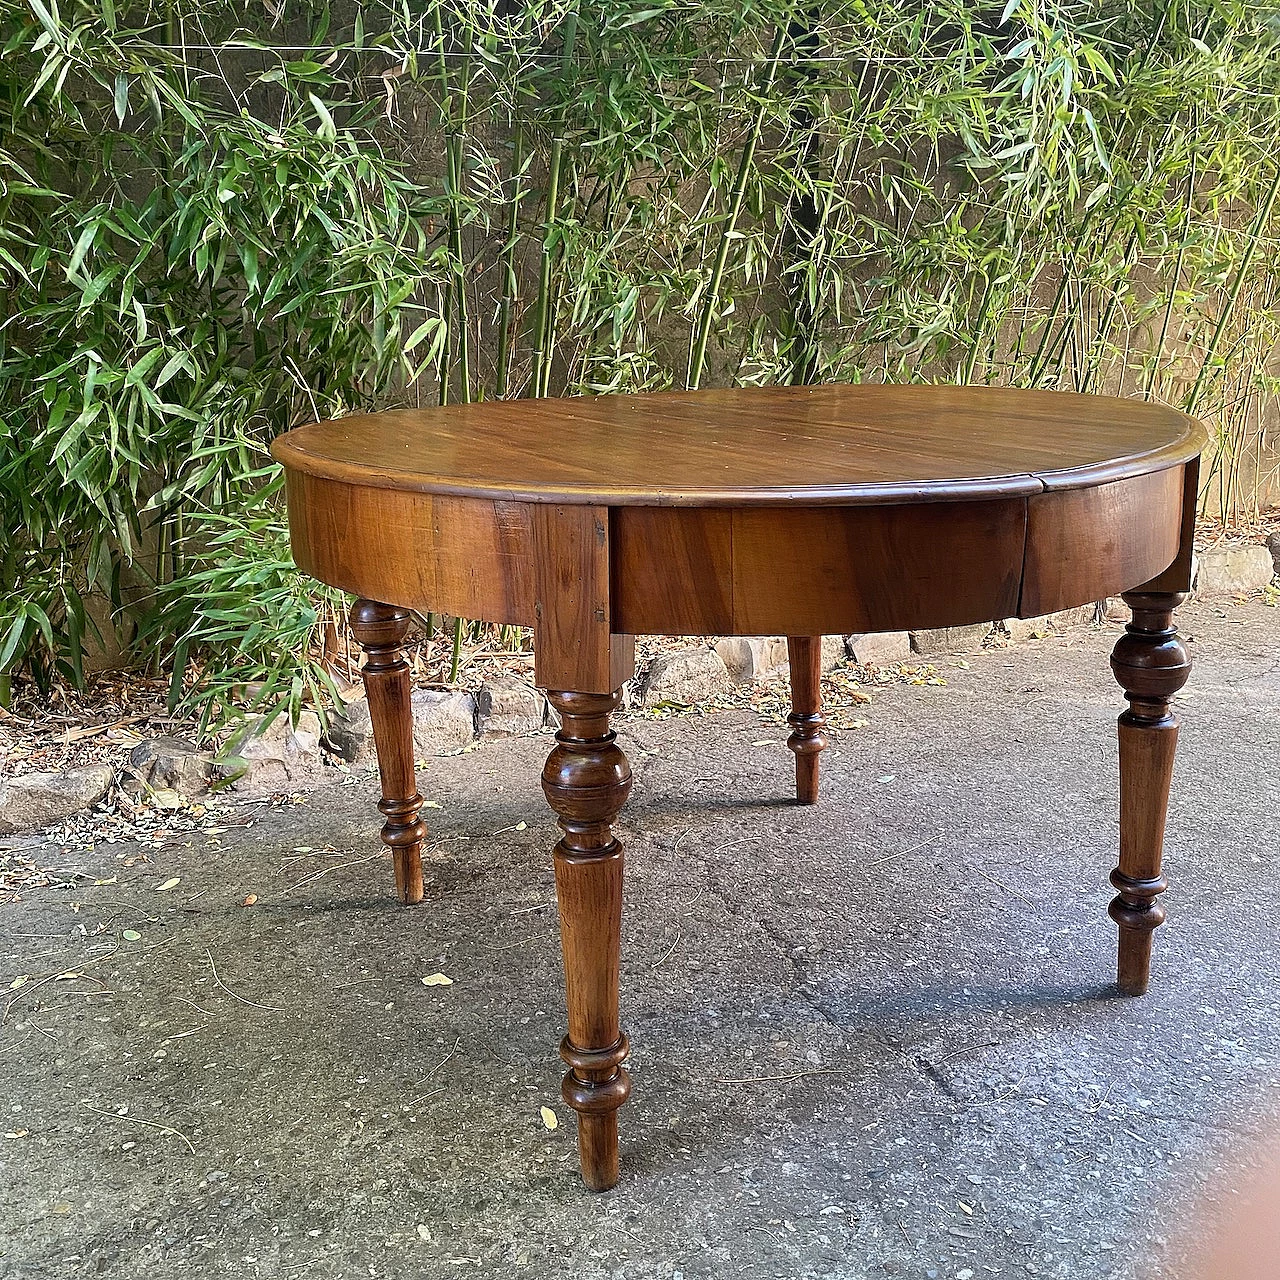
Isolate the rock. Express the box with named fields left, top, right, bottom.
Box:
left=326, top=691, right=479, bottom=762
left=1058, top=602, right=1099, bottom=628
left=1194, top=544, right=1275, bottom=596
left=223, top=712, right=324, bottom=793
left=909, top=623, right=992, bottom=656
left=1102, top=596, right=1130, bottom=622
left=1268, top=530, right=1280, bottom=576
left=714, top=637, right=789, bottom=683
left=476, top=678, right=546, bottom=737
left=410, top=690, right=477, bottom=756
left=1004, top=616, right=1047, bottom=642
left=0, top=764, right=115, bottom=835
left=715, top=636, right=846, bottom=681
left=1004, top=604, right=1097, bottom=642
left=820, top=635, right=846, bottom=670
left=847, top=631, right=912, bottom=667
left=642, top=647, right=732, bottom=707
left=129, top=737, right=215, bottom=797
left=323, top=698, right=376, bottom=763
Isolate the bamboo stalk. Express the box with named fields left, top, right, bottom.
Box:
left=688, top=24, right=790, bottom=392
left=530, top=8, right=579, bottom=400
left=446, top=136, right=472, bottom=403
left=434, top=4, right=472, bottom=405
left=1078, top=222, right=1141, bottom=395
left=438, top=278, right=454, bottom=407
left=449, top=615, right=463, bottom=684
left=1188, top=163, right=1280, bottom=414
left=432, top=3, right=473, bottom=682
left=782, top=7, right=824, bottom=387
left=1144, top=154, right=1198, bottom=400
left=495, top=122, right=526, bottom=399
left=961, top=274, right=995, bottom=385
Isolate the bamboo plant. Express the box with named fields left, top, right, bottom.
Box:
left=2, top=0, right=1279, bottom=719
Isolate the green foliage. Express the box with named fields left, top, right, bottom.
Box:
left=2, top=0, right=1279, bottom=722
left=0, top=0, right=447, bottom=709
left=142, top=466, right=350, bottom=735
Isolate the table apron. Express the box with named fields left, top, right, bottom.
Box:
left=284, top=471, right=538, bottom=626
left=611, top=466, right=1186, bottom=634
left=283, top=463, right=1188, bottom=639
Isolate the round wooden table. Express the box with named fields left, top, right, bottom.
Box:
left=272, top=384, right=1206, bottom=1191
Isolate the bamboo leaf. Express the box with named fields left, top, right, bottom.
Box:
left=308, top=93, right=336, bottom=141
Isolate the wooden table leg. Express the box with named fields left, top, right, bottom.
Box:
left=787, top=636, right=828, bottom=805
left=349, top=599, right=427, bottom=905
left=1108, top=591, right=1191, bottom=995
left=542, top=689, right=633, bottom=1191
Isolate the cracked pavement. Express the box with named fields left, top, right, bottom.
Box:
left=2, top=597, right=1278, bottom=1279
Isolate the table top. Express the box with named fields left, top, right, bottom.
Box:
left=271, top=384, right=1204, bottom=507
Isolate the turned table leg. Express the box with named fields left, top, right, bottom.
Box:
left=787, top=636, right=828, bottom=805
left=1108, top=591, right=1191, bottom=995
left=542, top=690, right=633, bottom=1191
left=349, top=599, right=427, bottom=905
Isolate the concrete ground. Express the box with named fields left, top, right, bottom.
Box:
left=2, top=599, right=1279, bottom=1280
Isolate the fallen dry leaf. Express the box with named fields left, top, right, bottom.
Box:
left=242, top=894, right=258, bottom=906
left=540, top=1106, right=558, bottom=1130
left=156, top=877, right=180, bottom=892
left=421, top=973, right=453, bottom=987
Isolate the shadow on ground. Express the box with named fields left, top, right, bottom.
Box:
left=2, top=599, right=1279, bottom=1280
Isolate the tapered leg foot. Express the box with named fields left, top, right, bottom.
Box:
left=350, top=599, right=427, bottom=905
left=1108, top=591, right=1190, bottom=995
left=542, top=689, right=632, bottom=1191
left=787, top=636, right=828, bottom=805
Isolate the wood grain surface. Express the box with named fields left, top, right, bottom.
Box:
left=786, top=636, right=827, bottom=805
left=541, top=689, right=634, bottom=1191
left=279, top=387, right=1204, bottom=634
left=285, top=472, right=535, bottom=625
left=272, top=385, right=1205, bottom=507
left=1020, top=467, right=1185, bottom=616
left=1108, top=590, right=1193, bottom=995
left=532, top=505, right=635, bottom=693
left=348, top=601, right=428, bottom=905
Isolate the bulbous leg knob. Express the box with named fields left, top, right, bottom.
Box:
left=542, top=689, right=633, bottom=1190
left=786, top=636, right=828, bottom=804
left=350, top=599, right=427, bottom=905
left=1109, top=592, right=1190, bottom=995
